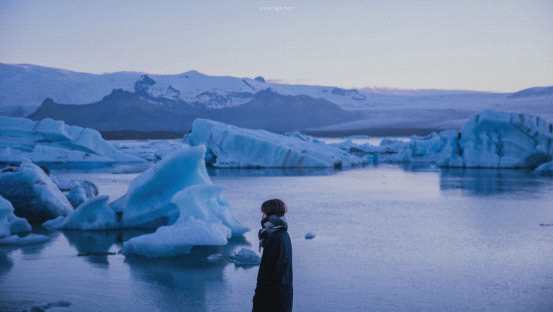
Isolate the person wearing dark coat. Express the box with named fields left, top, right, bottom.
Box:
left=252, top=199, right=293, bottom=312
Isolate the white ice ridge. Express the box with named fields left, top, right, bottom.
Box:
left=186, top=119, right=364, bottom=168
left=0, top=116, right=144, bottom=166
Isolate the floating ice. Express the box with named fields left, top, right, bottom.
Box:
left=229, top=248, right=261, bottom=266
left=0, top=196, right=31, bottom=238
left=122, top=184, right=247, bottom=257
left=43, top=196, right=118, bottom=231
left=0, top=161, right=73, bottom=223
left=0, top=116, right=144, bottom=167
left=111, top=145, right=213, bottom=229
left=186, top=119, right=364, bottom=168
left=305, top=232, right=316, bottom=240
left=365, top=111, right=553, bottom=169
left=439, top=111, right=553, bottom=168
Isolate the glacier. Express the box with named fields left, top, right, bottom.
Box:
left=0, top=116, right=144, bottom=167
left=0, top=161, right=73, bottom=223
left=186, top=119, right=365, bottom=169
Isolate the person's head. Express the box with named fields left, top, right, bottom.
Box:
left=261, top=198, right=287, bottom=218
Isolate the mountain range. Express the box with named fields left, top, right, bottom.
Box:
left=1, top=63, right=552, bottom=137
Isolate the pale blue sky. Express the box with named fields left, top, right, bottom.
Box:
left=1, top=0, right=551, bottom=91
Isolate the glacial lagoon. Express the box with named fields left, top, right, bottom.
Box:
left=1, top=164, right=553, bottom=311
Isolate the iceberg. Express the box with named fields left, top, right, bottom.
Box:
left=111, top=145, right=214, bottom=229
left=122, top=184, right=247, bottom=257
left=365, top=111, right=553, bottom=169
left=535, top=161, right=553, bottom=175
left=439, top=111, right=553, bottom=168
left=0, top=161, right=73, bottom=223
left=51, top=176, right=99, bottom=207
left=43, top=195, right=118, bottom=231
left=0, top=196, right=31, bottom=238
left=0, top=116, right=144, bottom=167
left=186, top=119, right=364, bottom=168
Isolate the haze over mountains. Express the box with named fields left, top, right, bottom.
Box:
left=1, top=63, right=552, bottom=137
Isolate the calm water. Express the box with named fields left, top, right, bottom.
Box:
left=1, top=165, right=553, bottom=311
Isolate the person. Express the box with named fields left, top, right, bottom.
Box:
left=252, top=199, right=293, bottom=312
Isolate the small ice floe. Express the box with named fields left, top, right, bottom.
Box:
left=304, top=232, right=316, bottom=240
left=229, top=248, right=261, bottom=266
left=539, top=223, right=553, bottom=227
left=206, top=253, right=224, bottom=263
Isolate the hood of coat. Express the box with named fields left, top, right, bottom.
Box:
left=258, top=215, right=288, bottom=250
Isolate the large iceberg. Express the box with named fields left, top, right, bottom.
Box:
left=0, top=161, right=73, bottom=223
left=186, top=119, right=364, bottom=168
left=47, top=146, right=247, bottom=254
left=439, top=111, right=553, bottom=168
left=0, top=116, right=144, bottom=167
left=357, top=111, right=553, bottom=169
left=122, top=184, right=247, bottom=257
left=111, top=145, right=214, bottom=229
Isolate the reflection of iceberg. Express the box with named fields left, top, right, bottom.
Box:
left=186, top=119, right=364, bottom=168
left=439, top=168, right=545, bottom=196
left=124, top=239, right=250, bottom=312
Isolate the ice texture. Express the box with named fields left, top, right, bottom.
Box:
left=439, top=111, right=553, bottom=168
left=111, top=145, right=213, bottom=229
left=0, top=116, right=144, bottom=166
left=0, top=161, right=73, bottom=223
left=0, top=196, right=31, bottom=238
left=229, top=248, right=261, bottom=266
left=122, top=184, right=247, bottom=257
left=359, top=111, right=553, bottom=169
left=186, top=119, right=364, bottom=168
left=43, top=196, right=118, bottom=230
left=535, top=161, right=553, bottom=175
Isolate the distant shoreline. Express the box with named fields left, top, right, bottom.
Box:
left=102, top=127, right=441, bottom=140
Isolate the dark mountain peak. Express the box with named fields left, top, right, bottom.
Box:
left=254, top=76, right=266, bottom=83
left=41, top=97, right=56, bottom=106
left=134, top=75, right=156, bottom=94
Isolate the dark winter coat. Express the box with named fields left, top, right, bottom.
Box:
left=252, top=215, right=293, bottom=312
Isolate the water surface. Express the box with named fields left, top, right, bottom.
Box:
left=1, top=166, right=553, bottom=311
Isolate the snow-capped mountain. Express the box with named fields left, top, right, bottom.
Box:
left=0, top=63, right=377, bottom=115
left=2, top=63, right=552, bottom=136
left=29, top=75, right=361, bottom=134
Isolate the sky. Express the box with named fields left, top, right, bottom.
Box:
left=0, top=0, right=552, bottom=91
